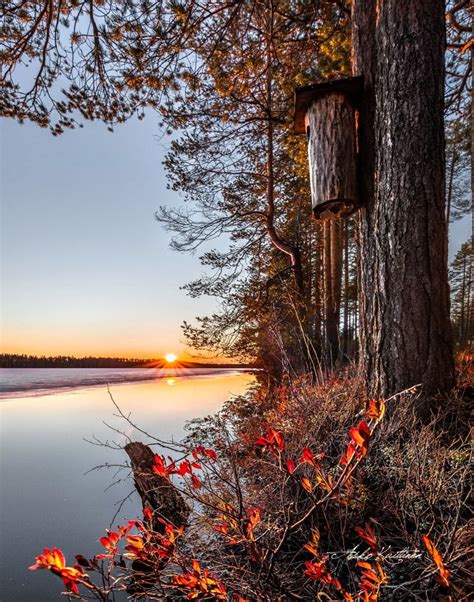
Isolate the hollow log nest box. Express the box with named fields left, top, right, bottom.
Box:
left=294, top=76, right=363, bottom=220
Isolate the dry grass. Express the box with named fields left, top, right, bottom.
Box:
left=182, top=370, right=473, bottom=600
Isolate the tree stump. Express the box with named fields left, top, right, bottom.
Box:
left=124, top=442, right=190, bottom=595
left=125, top=441, right=189, bottom=532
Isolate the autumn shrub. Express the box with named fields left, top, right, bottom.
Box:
left=455, top=349, right=473, bottom=390
left=30, top=374, right=472, bottom=600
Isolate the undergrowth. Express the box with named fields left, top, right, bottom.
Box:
left=30, top=367, right=473, bottom=600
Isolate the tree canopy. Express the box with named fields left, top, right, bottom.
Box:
left=1, top=0, right=471, bottom=383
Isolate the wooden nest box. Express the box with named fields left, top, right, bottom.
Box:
left=294, top=77, right=363, bottom=220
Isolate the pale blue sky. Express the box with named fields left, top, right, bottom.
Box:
left=0, top=115, right=470, bottom=359
left=1, top=116, right=217, bottom=359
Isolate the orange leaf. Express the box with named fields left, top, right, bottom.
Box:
left=192, top=559, right=201, bottom=575
left=29, top=547, right=66, bottom=572
left=422, top=535, right=450, bottom=588
left=365, top=399, right=385, bottom=422
left=349, top=421, right=371, bottom=457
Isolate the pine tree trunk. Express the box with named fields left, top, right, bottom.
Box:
left=352, top=0, right=454, bottom=397
left=313, top=224, right=323, bottom=349
left=323, top=221, right=340, bottom=363
left=460, top=257, right=467, bottom=344
left=446, top=148, right=455, bottom=233
left=342, top=221, right=350, bottom=357
left=330, top=219, right=343, bottom=359
left=466, top=256, right=472, bottom=345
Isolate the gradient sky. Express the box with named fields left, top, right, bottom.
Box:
left=1, top=115, right=470, bottom=359
left=1, top=115, right=220, bottom=359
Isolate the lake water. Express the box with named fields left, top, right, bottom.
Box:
left=0, top=368, right=254, bottom=601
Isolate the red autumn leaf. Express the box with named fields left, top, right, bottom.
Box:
left=58, top=566, right=84, bottom=594
left=287, top=458, right=296, bottom=474
left=98, top=530, right=120, bottom=556
left=152, top=454, right=170, bottom=477
left=191, top=474, right=201, bottom=489
left=177, top=460, right=192, bottom=476
left=270, top=428, right=284, bottom=452
left=256, top=426, right=284, bottom=456
left=173, top=573, right=199, bottom=588
left=304, top=560, right=326, bottom=580
left=355, top=523, right=379, bottom=555
left=204, top=448, right=217, bottom=460
left=304, top=542, right=318, bottom=556
left=301, top=447, right=315, bottom=463
left=118, top=522, right=134, bottom=537
left=192, top=446, right=217, bottom=461
left=126, top=535, right=144, bottom=549
left=304, top=558, right=342, bottom=590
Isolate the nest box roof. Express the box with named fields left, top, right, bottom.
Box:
left=293, top=76, right=363, bottom=134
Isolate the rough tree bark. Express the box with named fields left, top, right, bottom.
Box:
left=352, top=0, right=455, bottom=398
left=305, top=92, right=358, bottom=219
left=125, top=442, right=189, bottom=531
left=124, top=442, right=190, bottom=594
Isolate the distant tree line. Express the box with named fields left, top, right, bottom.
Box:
left=0, top=354, right=254, bottom=369
left=0, top=354, right=152, bottom=368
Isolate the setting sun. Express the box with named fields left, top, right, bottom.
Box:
left=164, top=353, right=178, bottom=363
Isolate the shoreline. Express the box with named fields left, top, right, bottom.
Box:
left=0, top=367, right=257, bottom=400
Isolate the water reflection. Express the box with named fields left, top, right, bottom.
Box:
left=0, top=371, right=254, bottom=601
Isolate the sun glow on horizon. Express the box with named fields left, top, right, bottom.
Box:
left=164, top=353, right=178, bottom=363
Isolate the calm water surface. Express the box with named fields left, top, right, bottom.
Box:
left=0, top=369, right=254, bottom=601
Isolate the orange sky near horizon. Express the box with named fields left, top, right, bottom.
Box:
left=1, top=316, right=199, bottom=360
left=0, top=332, right=222, bottom=361
left=1, top=343, right=197, bottom=361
